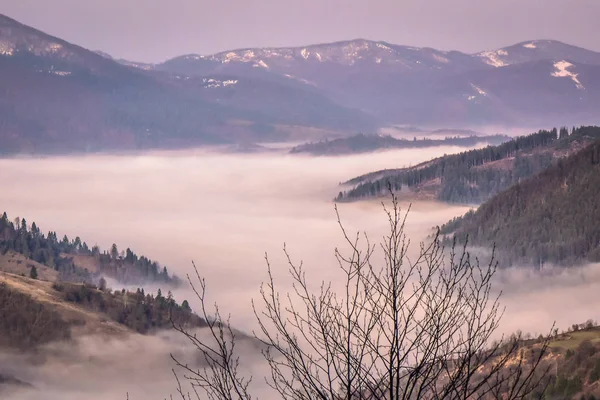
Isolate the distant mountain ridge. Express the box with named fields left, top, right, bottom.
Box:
left=0, top=14, right=375, bottom=154
left=2, top=12, right=600, bottom=154
left=146, top=38, right=600, bottom=128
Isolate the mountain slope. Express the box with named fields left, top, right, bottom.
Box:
left=440, top=139, right=600, bottom=266
left=0, top=271, right=204, bottom=350
left=338, top=126, right=600, bottom=204
left=475, top=40, right=600, bottom=68
left=0, top=14, right=376, bottom=154
left=154, top=38, right=600, bottom=127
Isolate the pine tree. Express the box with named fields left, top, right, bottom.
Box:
left=110, top=243, right=119, bottom=260
left=29, top=265, right=38, bottom=280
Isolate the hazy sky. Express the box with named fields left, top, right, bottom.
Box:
left=2, top=0, right=599, bottom=62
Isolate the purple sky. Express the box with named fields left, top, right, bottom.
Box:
left=2, top=0, right=599, bottom=63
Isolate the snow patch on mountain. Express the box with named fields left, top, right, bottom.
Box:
left=301, top=48, right=309, bottom=60
left=0, top=42, right=14, bottom=55
left=433, top=53, right=450, bottom=64
left=255, top=60, right=269, bottom=69
left=470, top=83, right=488, bottom=96
left=552, top=60, right=584, bottom=89
left=523, top=42, right=537, bottom=49
left=478, top=50, right=509, bottom=67
left=202, top=78, right=238, bottom=88
left=48, top=43, right=63, bottom=53
left=283, top=73, right=317, bottom=86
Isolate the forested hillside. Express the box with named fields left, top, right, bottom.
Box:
left=0, top=213, right=180, bottom=286
left=338, top=126, right=600, bottom=204
left=440, top=140, right=600, bottom=266
left=0, top=274, right=203, bottom=350
left=53, top=282, right=204, bottom=334
left=289, top=134, right=509, bottom=155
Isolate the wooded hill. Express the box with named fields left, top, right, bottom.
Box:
left=0, top=213, right=181, bottom=287
left=337, top=126, right=600, bottom=204
left=0, top=272, right=203, bottom=350
left=507, top=321, right=600, bottom=399
left=289, top=133, right=510, bottom=155
left=440, top=140, right=600, bottom=267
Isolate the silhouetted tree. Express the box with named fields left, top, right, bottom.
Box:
left=172, top=191, right=552, bottom=400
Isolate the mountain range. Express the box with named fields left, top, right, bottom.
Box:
left=2, top=13, right=600, bottom=153
left=154, top=39, right=600, bottom=128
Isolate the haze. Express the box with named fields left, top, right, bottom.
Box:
left=2, top=0, right=599, bottom=62
left=2, top=148, right=600, bottom=398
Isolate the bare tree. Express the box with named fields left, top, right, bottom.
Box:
left=171, top=262, right=253, bottom=400
left=172, top=192, right=551, bottom=400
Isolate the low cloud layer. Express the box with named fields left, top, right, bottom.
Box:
left=1, top=146, right=599, bottom=398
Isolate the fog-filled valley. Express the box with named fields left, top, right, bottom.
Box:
left=2, top=146, right=600, bottom=399
left=2, top=3, right=600, bottom=398
left=0, top=147, right=476, bottom=330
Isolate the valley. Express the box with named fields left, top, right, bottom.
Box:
left=1, top=4, right=600, bottom=399
left=0, top=143, right=599, bottom=398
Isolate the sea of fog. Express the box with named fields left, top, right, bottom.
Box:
left=1, top=146, right=599, bottom=399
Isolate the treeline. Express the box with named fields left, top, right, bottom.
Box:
left=338, top=126, right=600, bottom=204
left=290, top=133, right=510, bottom=155
left=0, top=214, right=180, bottom=286
left=440, top=140, right=600, bottom=266
left=53, top=282, right=205, bottom=334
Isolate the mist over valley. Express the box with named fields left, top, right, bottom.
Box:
left=2, top=3, right=600, bottom=399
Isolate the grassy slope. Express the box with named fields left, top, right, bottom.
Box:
left=0, top=272, right=130, bottom=340
left=0, top=250, right=58, bottom=281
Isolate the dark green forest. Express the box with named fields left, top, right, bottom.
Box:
left=0, top=213, right=181, bottom=286
left=338, top=126, right=600, bottom=204
left=440, top=140, right=600, bottom=267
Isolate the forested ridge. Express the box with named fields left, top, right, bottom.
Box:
left=289, top=133, right=510, bottom=155
left=0, top=213, right=181, bottom=286
left=440, top=140, right=600, bottom=266
left=338, top=126, right=600, bottom=204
